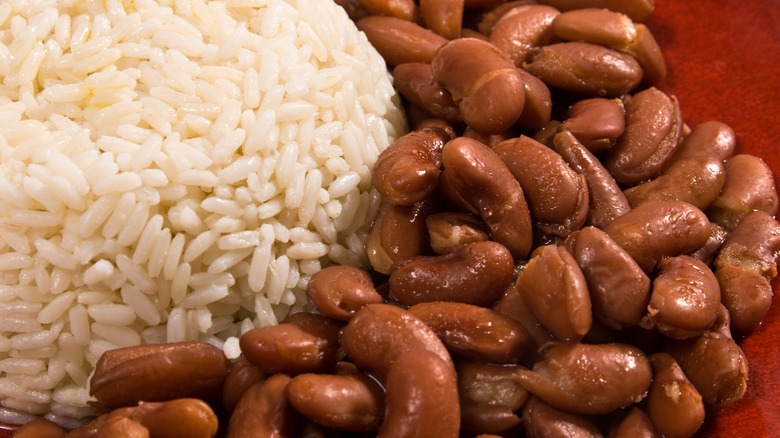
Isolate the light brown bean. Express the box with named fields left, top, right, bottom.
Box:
left=488, top=5, right=561, bottom=66
left=522, top=396, right=604, bottom=438
left=564, top=226, right=650, bottom=329
left=602, top=200, right=711, bottom=273
left=645, top=353, right=705, bottom=438
left=108, top=399, right=218, bottom=438
left=536, top=0, right=655, bottom=23
left=476, top=0, right=540, bottom=34
left=513, top=244, right=592, bottom=341
left=340, top=303, right=453, bottom=380
left=365, top=198, right=437, bottom=274
left=425, top=211, right=489, bottom=254
left=457, top=361, right=527, bottom=434
left=355, top=16, right=447, bottom=66
left=609, top=407, right=661, bottom=438
left=306, top=265, right=383, bottom=321
left=93, top=416, right=148, bottom=438
left=420, top=0, right=463, bottom=39
left=617, top=23, right=667, bottom=85
left=553, top=131, right=631, bottom=228
left=357, top=0, right=417, bottom=21
left=225, top=374, right=297, bottom=438
left=603, top=87, right=683, bottom=185
left=516, top=68, right=553, bottom=133
left=392, top=63, right=462, bottom=123
left=377, top=349, right=460, bottom=438
left=440, top=136, right=533, bottom=258
left=388, top=241, right=514, bottom=306
left=286, top=373, right=385, bottom=432
left=494, top=135, right=589, bottom=237
left=408, top=301, right=530, bottom=364
left=558, top=97, right=626, bottom=153
left=551, top=8, right=637, bottom=47
left=11, top=418, right=67, bottom=438
left=523, top=41, right=643, bottom=97
left=707, top=153, right=779, bottom=230
left=431, top=38, right=526, bottom=134
left=89, top=341, right=230, bottom=409
left=513, top=342, right=652, bottom=415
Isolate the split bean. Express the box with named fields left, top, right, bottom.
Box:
left=306, top=265, right=383, bottom=321
left=365, top=198, right=437, bottom=274
left=392, top=63, right=462, bottom=123
left=558, top=97, right=626, bottom=153
left=457, top=361, right=527, bottom=433
left=645, top=353, right=705, bottom=438
left=425, top=211, right=489, bottom=254
left=107, top=399, right=218, bottom=438
left=617, top=23, right=667, bottom=85
left=488, top=5, right=560, bottom=66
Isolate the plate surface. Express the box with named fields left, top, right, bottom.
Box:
left=648, top=0, right=780, bottom=436
left=1, top=0, right=779, bottom=436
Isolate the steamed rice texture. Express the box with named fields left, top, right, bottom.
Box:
left=0, top=0, right=405, bottom=425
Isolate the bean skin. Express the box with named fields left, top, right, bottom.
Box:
left=93, top=416, right=149, bottom=438
left=608, top=407, right=661, bottom=438
left=89, top=341, right=230, bottom=409
left=645, top=353, right=705, bottom=438
left=389, top=241, right=514, bottom=307
left=558, top=97, right=626, bottom=154
left=420, top=0, right=463, bottom=39
left=306, top=265, right=383, bottom=321
left=551, top=8, right=638, bottom=48
left=488, top=5, right=560, bottom=66
left=440, top=136, right=533, bottom=259
left=707, top=153, right=779, bottom=230
left=225, top=374, right=297, bottom=438
left=222, top=357, right=266, bottom=413
left=355, top=16, right=447, bottom=66
left=603, top=200, right=711, bottom=273
left=476, top=0, right=540, bottom=34
left=457, top=361, right=527, bottom=434
left=536, top=0, right=655, bottom=23
left=357, top=0, right=417, bottom=21
left=408, top=301, right=531, bottom=364
left=617, top=23, right=667, bottom=85
left=522, top=396, right=604, bottom=438
left=107, top=399, right=219, bottom=438
left=11, top=418, right=67, bottom=438
left=516, top=68, right=553, bottom=133
left=425, top=211, right=489, bottom=255
left=365, top=198, right=437, bottom=274
left=392, top=63, right=462, bottom=123
left=513, top=342, right=652, bottom=415
left=377, top=349, right=460, bottom=438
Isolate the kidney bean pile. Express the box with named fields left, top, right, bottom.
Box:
left=13, top=0, right=780, bottom=437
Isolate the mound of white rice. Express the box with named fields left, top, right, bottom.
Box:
left=0, top=0, right=405, bottom=425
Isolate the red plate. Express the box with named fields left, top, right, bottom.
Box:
left=2, top=0, right=779, bottom=436
left=648, top=0, right=780, bottom=437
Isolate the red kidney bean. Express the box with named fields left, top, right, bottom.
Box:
left=392, top=63, right=462, bottom=123
left=225, top=374, right=297, bottom=438
left=536, top=0, right=655, bottom=23
left=457, top=361, right=527, bottom=434
left=425, top=211, right=490, bottom=255
left=357, top=0, right=417, bottom=21
left=645, top=353, right=705, bottom=438
left=306, top=265, right=383, bottom=321
left=420, top=0, right=463, bottom=39
left=558, top=97, right=626, bottom=153
left=222, top=357, right=266, bottom=413
left=488, top=5, right=560, bottom=66
left=11, top=418, right=67, bottom=438
left=707, top=153, right=779, bottom=230
left=516, top=68, right=553, bottom=133
left=107, top=398, right=218, bottom=438
left=522, top=396, right=604, bottom=438
left=355, top=16, right=447, bottom=66
left=608, top=407, right=661, bottom=438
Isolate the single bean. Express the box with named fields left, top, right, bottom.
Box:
left=108, top=399, right=218, bottom=438
left=488, top=5, right=561, bottom=66
left=707, top=153, right=779, bottom=230
left=564, top=226, right=651, bottom=329
left=440, top=136, right=533, bottom=258
left=225, top=374, right=297, bottom=438
left=603, top=87, right=683, bottom=185
left=553, top=131, right=631, bottom=228
left=373, top=127, right=449, bottom=206
left=365, top=197, right=437, bottom=274
left=551, top=8, right=638, bottom=47
left=239, top=313, right=342, bottom=375
left=624, top=121, right=736, bottom=210
left=392, top=63, right=462, bottom=123
left=431, top=38, right=526, bottom=134
left=493, top=135, right=589, bottom=237
left=522, top=396, right=604, bottom=438
left=355, top=16, right=447, bottom=66
left=222, top=357, right=266, bottom=413
left=357, top=0, right=417, bottom=21
left=523, top=41, right=643, bottom=97
left=420, top=0, right=463, bottom=39
left=516, top=68, right=553, bottom=133
left=89, top=341, right=230, bottom=409
left=408, top=301, right=530, bottom=363
left=286, top=373, right=385, bottom=432
left=477, top=1, right=540, bottom=34
left=608, top=407, right=661, bottom=438
left=93, top=416, right=148, bottom=438
left=491, top=285, right=557, bottom=351
left=306, top=265, right=383, bottom=321
left=558, top=97, right=626, bottom=153
left=617, top=23, right=666, bottom=85
left=688, top=221, right=729, bottom=266
left=11, top=418, right=66, bottom=438
left=645, top=353, right=705, bottom=438
left=512, top=342, right=652, bottom=415
left=377, top=349, right=460, bottom=438
left=425, top=211, right=489, bottom=254
left=457, top=361, right=527, bottom=434
left=536, top=0, right=655, bottom=23
left=513, top=244, right=592, bottom=341
left=389, top=241, right=514, bottom=306
left=340, top=303, right=453, bottom=380
left=603, top=200, right=711, bottom=273
left=716, top=267, right=773, bottom=335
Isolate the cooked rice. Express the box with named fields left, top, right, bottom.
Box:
left=0, top=0, right=405, bottom=425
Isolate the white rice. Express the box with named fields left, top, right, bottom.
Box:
left=0, top=0, right=405, bottom=425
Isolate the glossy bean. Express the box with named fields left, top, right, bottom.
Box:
left=108, top=399, right=218, bottom=438
left=494, top=135, right=589, bottom=237
left=552, top=8, right=637, bottom=47
left=431, top=38, right=526, bottom=134
left=688, top=221, right=729, bottom=266
left=603, top=87, right=683, bottom=185
left=491, top=285, right=558, bottom=351
left=306, top=265, right=383, bottom=321
left=645, top=353, right=705, bottom=438
left=457, top=361, right=527, bottom=434
left=643, top=255, right=721, bottom=339
left=564, top=226, right=651, bottom=329
left=355, top=16, right=447, bottom=66
left=239, top=313, right=342, bottom=375
left=617, top=23, right=666, bottom=84
left=409, top=301, right=530, bottom=363
left=357, top=0, right=417, bottom=21
left=608, top=407, right=661, bottom=438
left=420, top=0, right=463, bottom=39
left=93, top=416, right=148, bottom=438
left=476, top=0, right=540, bottom=34
left=425, top=211, right=489, bottom=254
left=707, top=153, right=779, bottom=230
left=513, top=342, right=652, bottom=415
left=89, top=341, right=229, bottom=409
left=553, top=131, right=631, bottom=228
left=222, top=357, right=266, bottom=413
left=11, top=418, right=66, bottom=438
left=366, top=198, right=437, bottom=274
left=513, top=245, right=592, bottom=341
left=536, top=0, right=655, bottom=22
left=225, top=374, right=297, bottom=438
left=558, top=97, right=626, bottom=153
left=373, top=127, right=449, bottom=206
left=522, top=396, right=604, bottom=438
left=603, top=200, right=711, bottom=273
left=523, top=41, right=643, bottom=97
left=516, top=68, right=553, bottom=133
left=340, top=303, right=453, bottom=380
left=624, top=121, right=736, bottom=210
left=286, top=373, right=385, bottom=432
left=488, top=5, right=561, bottom=66
left=392, top=63, right=462, bottom=123
left=377, top=349, right=460, bottom=438
left=440, top=136, right=533, bottom=258
left=388, top=241, right=514, bottom=306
